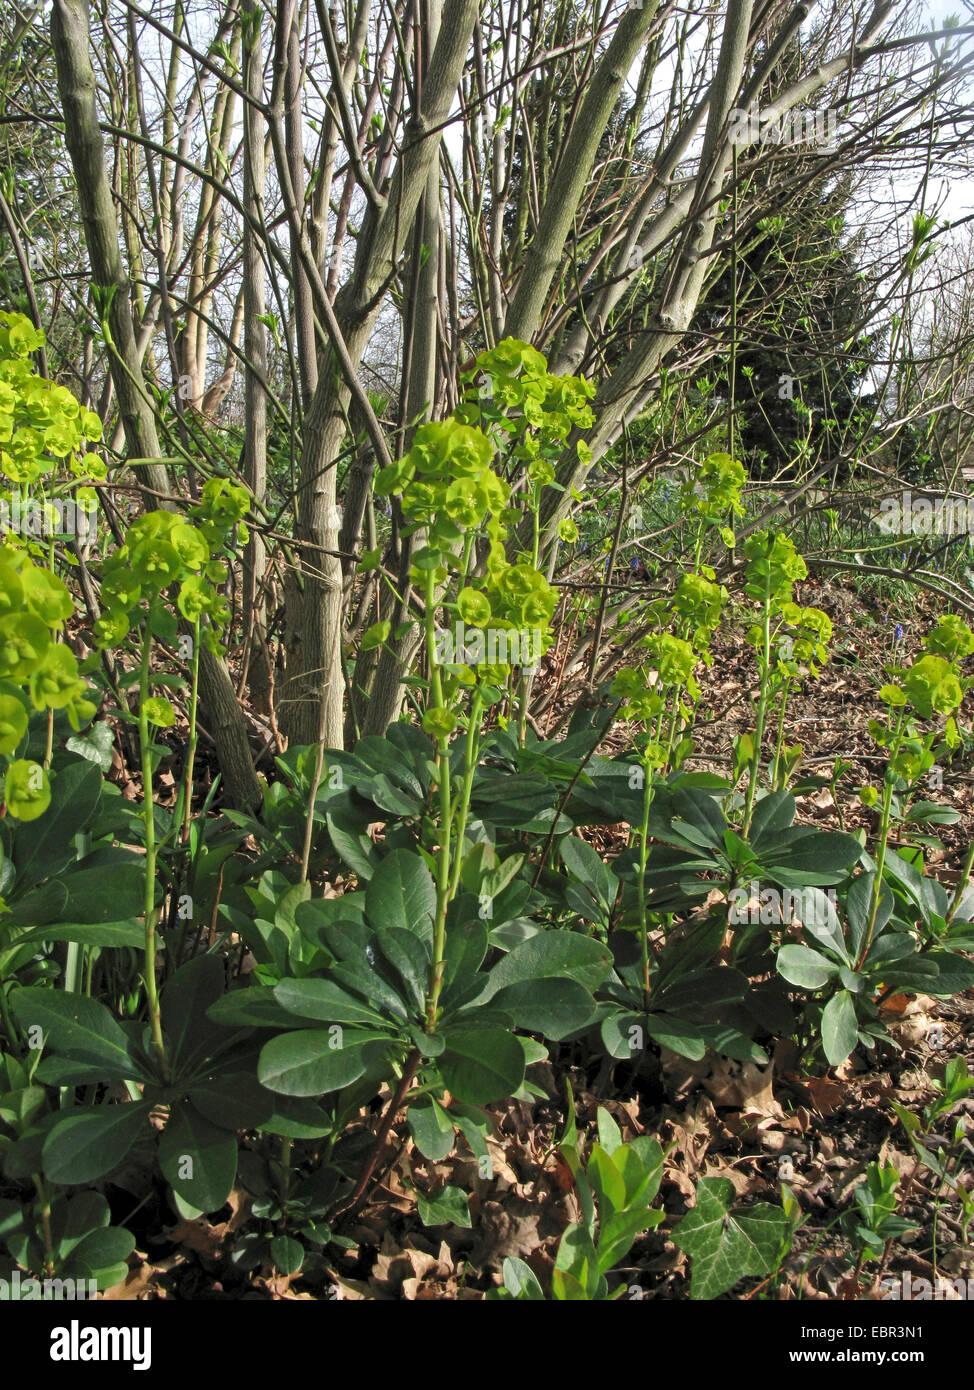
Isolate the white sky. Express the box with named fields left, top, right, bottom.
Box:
left=920, top=0, right=974, bottom=224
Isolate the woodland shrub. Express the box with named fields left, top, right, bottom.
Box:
left=0, top=321, right=972, bottom=1299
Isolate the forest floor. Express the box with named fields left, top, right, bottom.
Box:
left=97, top=575, right=974, bottom=1301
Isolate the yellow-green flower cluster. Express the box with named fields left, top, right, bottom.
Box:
left=774, top=601, right=832, bottom=677
left=374, top=407, right=559, bottom=682
left=94, top=486, right=248, bottom=654
left=673, top=568, right=727, bottom=653
left=0, top=545, right=92, bottom=729
left=0, top=312, right=105, bottom=488
left=458, top=338, right=595, bottom=446
left=0, top=542, right=95, bottom=820
left=743, top=531, right=807, bottom=606
left=861, top=614, right=972, bottom=799
left=685, top=452, right=745, bottom=536
left=613, top=634, right=700, bottom=725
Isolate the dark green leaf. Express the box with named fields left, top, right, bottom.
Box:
left=12, top=920, right=143, bottom=949
left=10, top=988, right=145, bottom=1080
left=42, top=1103, right=149, bottom=1184
left=493, top=977, right=597, bottom=1039
left=408, top=1096, right=456, bottom=1161
left=270, top=1235, right=305, bottom=1274
left=365, top=850, right=436, bottom=944
left=257, top=1028, right=394, bottom=1097
left=188, top=1071, right=275, bottom=1130
left=273, top=978, right=390, bottom=1027
left=438, top=1027, right=524, bottom=1104
left=159, top=1100, right=237, bottom=1212
left=480, top=932, right=611, bottom=999
left=13, top=762, right=102, bottom=882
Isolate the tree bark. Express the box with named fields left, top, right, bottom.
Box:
left=503, top=1, right=661, bottom=343
left=242, top=5, right=270, bottom=714
left=358, top=0, right=442, bottom=740
left=281, top=0, right=481, bottom=749
left=51, top=0, right=261, bottom=810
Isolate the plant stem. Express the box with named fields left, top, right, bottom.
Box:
left=447, top=691, right=483, bottom=903
left=423, top=571, right=452, bottom=1030
left=426, top=740, right=452, bottom=1029
left=637, top=761, right=655, bottom=1009
left=857, top=706, right=907, bottom=968
left=34, top=1175, right=56, bottom=1275
left=180, top=616, right=201, bottom=845
left=636, top=707, right=666, bottom=1009
left=0, top=982, right=22, bottom=1050
left=279, top=1136, right=293, bottom=1204
left=743, top=565, right=773, bottom=836
left=945, top=835, right=974, bottom=927
left=138, top=614, right=170, bottom=1081
left=344, top=1047, right=422, bottom=1213
left=770, top=679, right=791, bottom=789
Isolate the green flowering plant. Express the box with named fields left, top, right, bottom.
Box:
left=766, top=601, right=833, bottom=790
left=604, top=469, right=737, bottom=1030
left=612, top=631, right=703, bottom=1011
left=774, top=612, right=974, bottom=1069
left=683, top=451, right=746, bottom=554
left=604, top=461, right=738, bottom=795
left=230, top=350, right=613, bottom=1223
left=740, top=532, right=832, bottom=828
left=856, top=615, right=972, bottom=961
left=0, top=322, right=103, bottom=823
left=89, top=483, right=250, bottom=1076
left=672, top=569, right=727, bottom=652
left=456, top=337, right=595, bottom=567
left=94, top=483, right=247, bottom=657
left=0, top=542, right=95, bottom=819
left=0, top=313, right=104, bottom=484
left=0, top=313, right=105, bottom=571
left=374, top=339, right=580, bottom=742
left=370, top=345, right=585, bottom=1032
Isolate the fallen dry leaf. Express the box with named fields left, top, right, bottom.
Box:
left=701, top=1058, right=784, bottom=1119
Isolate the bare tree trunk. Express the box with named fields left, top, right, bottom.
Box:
left=51, top=0, right=261, bottom=810
left=242, top=4, right=270, bottom=714
left=503, top=1, right=661, bottom=342
left=50, top=0, right=170, bottom=503
left=183, top=2, right=240, bottom=410
left=357, top=0, right=443, bottom=740
left=281, top=0, right=318, bottom=408
left=280, top=0, right=481, bottom=749
left=526, top=0, right=896, bottom=554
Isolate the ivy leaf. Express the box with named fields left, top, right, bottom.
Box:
left=415, top=1184, right=471, bottom=1229
left=672, top=1177, right=790, bottom=1299
left=65, top=721, right=114, bottom=773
